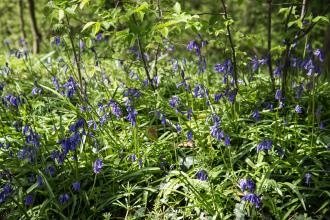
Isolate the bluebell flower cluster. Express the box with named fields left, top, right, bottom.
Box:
left=257, top=139, right=272, bottom=152
left=125, top=98, right=138, bottom=126
left=2, top=94, right=24, bottom=108
left=24, top=194, right=33, bottom=206
left=0, top=184, right=12, bottom=204
left=93, top=158, right=103, bottom=174
left=214, top=59, right=233, bottom=84
left=72, top=181, right=81, bottom=191
left=193, top=84, right=209, bottom=98
left=239, top=177, right=261, bottom=208
left=195, top=170, right=208, bottom=181
left=59, top=193, right=70, bottom=204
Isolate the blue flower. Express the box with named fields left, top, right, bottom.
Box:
left=59, top=193, right=70, bottom=204
left=214, top=93, right=222, bottom=103
left=52, top=76, right=60, bottom=91
left=108, top=99, right=122, bottom=119
left=295, top=105, right=302, bottom=114
left=72, top=182, right=80, bottom=191
left=187, top=108, right=192, bottom=120
left=93, top=159, right=103, bottom=174
left=242, top=194, right=261, bottom=208
left=175, top=123, right=181, bottom=133
left=187, top=131, right=193, bottom=140
left=239, top=179, right=247, bottom=192
left=305, top=173, right=312, bottom=185
left=169, top=96, right=179, bottom=108
left=96, top=33, right=102, bottom=41
left=196, top=170, right=208, bottom=181
left=275, top=89, right=281, bottom=100
left=247, top=177, right=256, bottom=192
left=257, top=139, right=272, bottom=152
left=252, top=109, right=260, bottom=121
left=224, top=135, right=230, bottom=146
left=63, top=76, right=77, bottom=98
left=24, top=194, right=33, bottom=206
left=314, top=49, right=324, bottom=62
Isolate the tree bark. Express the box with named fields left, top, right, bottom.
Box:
left=18, top=0, right=26, bottom=40
left=28, top=0, right=42, bottom=53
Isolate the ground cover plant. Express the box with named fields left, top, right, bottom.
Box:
left=0, top=0, right=330, bottom=219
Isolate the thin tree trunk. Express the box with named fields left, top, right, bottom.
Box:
left=267, top=0, right=275, bottom=92
left=28, top=0, right=42, bottom=53
left=18, top=0, right=26, bottom=40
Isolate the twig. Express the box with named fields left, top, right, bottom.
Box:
left=220, top=0, right=239, bottom=89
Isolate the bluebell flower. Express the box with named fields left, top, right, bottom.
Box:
left=54, top=36, right=61, bottom=46
left=63, top=76, right=77, bottom=98
left=239, top=179, right=247, bottom=192
left=257, top=139, right=272, bottom=152
left=210, top=124, right=224, bottom=141
left=214, top=93, right=222, bottom=103
left=93, top=159, right=103, bottom=174
left=79, top=40, right=85, bottom=49
left=161, top=115, right=166, bottom=125
left=32, top=87, right=42, bottom=95
left=175, top=123, right=181, bottom=133
left=247, top=177, right=256, bottom=192
left=72, top=182, right=80, bottom=191
left=138, top=158, right=143, bottom=169
left=187, top=131, right=193, bottom=140
left=295, top=105, right=302, bottom=114
left=242, top=194, right=261, bottom=208
left=45, top=165, right=55, bottom=177
left=96, top=33, right=102, bottom=41
left=69, top=118, right=85, bottom=132
left=196, top=170, right=208, bottom=181
left=52, top=76, right=60, bottom=91
left=124, top=88, right=141, bottom=99
left=273, top=66, right=282, bottom=77
left=320, top=121, right=325, bottom=130
left=251, top=56, right=259, bottom=72
left=187, top=108, right=192, bottom=120
left=314, top=49, right=324, bottom=62
left=275, top=89, right=281, bottom=100
left=125, top=101, right=138, bottom=127
left=169, top=96, right=179, bottom=108
left=24, top=194, right=33, bottom=206
left=37, top=175, right=43, bottom=187
left=305, top=173, right=312, bottom=185
left=59, top=193, right=70, bottom=204
left=224, top=135, right=230, bottom=146
left=252, top=109, right=260, bottom=121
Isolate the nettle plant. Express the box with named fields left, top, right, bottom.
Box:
left=0, top=0, right=330, bottom=219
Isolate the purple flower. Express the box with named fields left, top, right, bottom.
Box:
left=169, top=96, right=179, bottom=108
left=239, top=179, right=247, bottom=192
left=252, top=109, right=260, bottom=121
left=251, top=56, right=259, bottom=72
left=24, top=194, right=33, bottom=206
left=59, top=193, right=70, bottom=204
left=224, top=135, right=230, bottom=146
left=187, top=108, right=192, bottom=120
left=72, top=182, right=80, bottom=191
left=242, top=194, right=261, bottom=208
left=257, top=139, right=272, bottom=152
left=273, top=66, right=282, bottom=77
left=196, top=170, right=208, bottom=181
left=79, top=40, right=85, bottom=49
left=320, top=121, right=325, bottom=130
left=295, top=105, right=302, bottom=114
left=54, top=36, right=60, bottom=46
left=275, top=89, right=281, bottom=100
left=214, top=93, right=222, bottom=103
left=93, top=159, right=103, bottom=174
left=96, top=33, right=102, bottom=41
left=314, top=49, right=324, bottom=62
left=161, top=115, right=166, bottom=125
left=37, top=175, right=43, bottom=187
left=175, top=123, right=181, bottom=133
left=32, top=87, right=42, bottom=95
left=305, top=173, right=312, bottom=185
left=63, top=76, right=77, bottom=98
left=52, top=76, right=60, bottom=91
left=247, top=177, right=256, bottom=192
left=187, top=131, right=193, bottom=140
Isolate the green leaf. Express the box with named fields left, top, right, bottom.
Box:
left=59, top=9, right=65, bottom=21
left=282, top=182, right=306, bottom=211
left=173, top=2, right=181, bottom=14
left=93, top=22, right=101, bottom=36
left=82, top=21, right=96, bottom=32
left=312, top=16, right=329, bottom=23
left=160, top=27, right=169, bottom=38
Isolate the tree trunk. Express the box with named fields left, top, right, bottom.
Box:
left=18, top=0, right=26, bottom=40
left=28, top=0, right=42, bottom=53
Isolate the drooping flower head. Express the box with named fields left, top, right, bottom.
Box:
left=242, top=194, right=261, bottom=208
left=93, top=159, right=103, bottom=174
